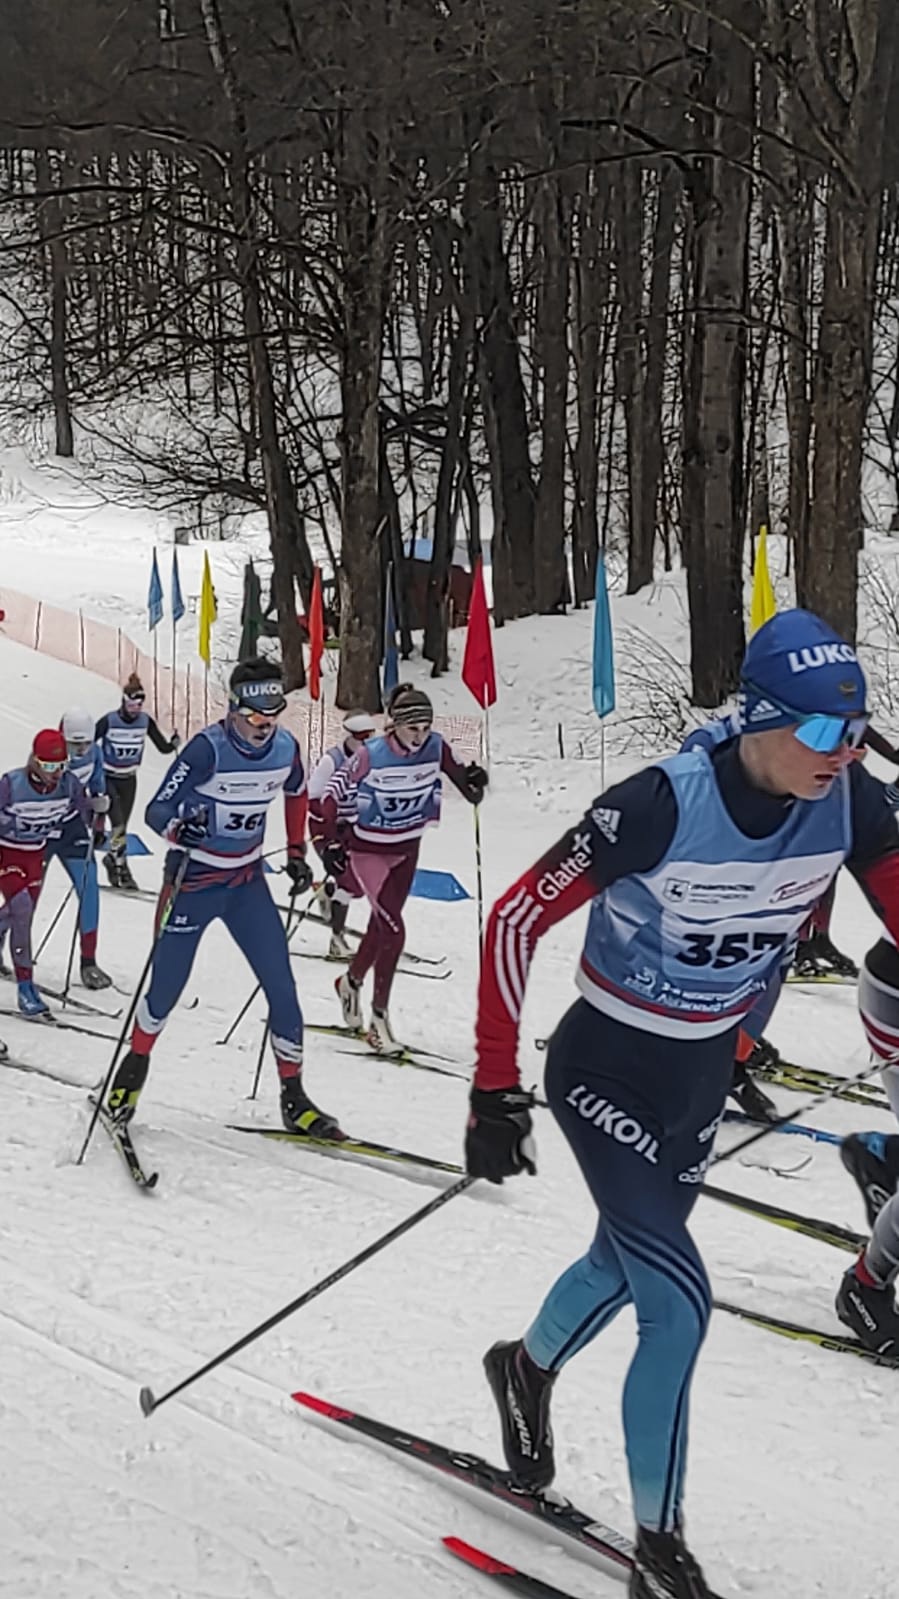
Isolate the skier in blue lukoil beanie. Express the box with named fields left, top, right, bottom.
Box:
left=739, top=608, right=866, bottom=743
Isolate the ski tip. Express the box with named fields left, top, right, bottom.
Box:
left=139, top=1385, right=157, bottom=1417
left=291, top=1390, right=353, bottom=1421
left=145, top=1171, right=160, bottom=1191
left=442, top=1537, right=515, bottom=1576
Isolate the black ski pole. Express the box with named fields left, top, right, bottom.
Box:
left=217, top=879, right=312, bottom=1049
left=60, top=832, right=98, bottom=1008
left=249, top=883, right=307, bottom=1100
left=139, top=1174, right=474, bottom=1416
left=710, top=1053, right=891, bottom=1168
left=76, top=850, right=192, bottom=1166
left=35, top=884, right=75, bottom=961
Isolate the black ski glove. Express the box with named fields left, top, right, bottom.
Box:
left=465, top=1085, right=537, bottom=1184
left=285, top=849, right=313, bottom=894
left=175, top=801, right=208, bottom=847
left=322, top=841, right=348, bottom=879
left=461, top=762, right=489, bottom=805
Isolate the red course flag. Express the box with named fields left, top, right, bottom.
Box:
left=461, top=559, right=497, bottom=709
left=308, top=567, right=324, bottom=702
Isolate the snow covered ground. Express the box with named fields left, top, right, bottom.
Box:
left=3, top=486, right=899, bottom=1598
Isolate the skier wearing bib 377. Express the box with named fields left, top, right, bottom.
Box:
left=104, top=658, right=340, bottom=1138
left=464, top=609, right=899, bottom=1599
left=317, top=684, right=487, bottom=1053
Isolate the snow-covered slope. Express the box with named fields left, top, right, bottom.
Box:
left=0, top=627, right=897, bottom=1599
left=3, top=444, right=899, bottom=1599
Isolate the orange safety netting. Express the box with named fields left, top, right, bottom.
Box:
left=0, top=586, right=484, bottom=764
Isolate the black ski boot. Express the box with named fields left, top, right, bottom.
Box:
left=814, top=934, right=858, bottom=978
left=81, top=960, right=112, bottom=991
left=836, top=1259, right=899, bottom=1354
left=102, top=852, right=121, bottom=889
left=483, top=1338, right=557, bottom=1491
left=840, top=1132, right=899, bottom=1228
left=631, top=1525, right=711, bottom=1598
left=106, top=1049, right=150, bottom=1124
left=793, top=932, right=857, bottom=979
left=117, top=858, right=139, bottom=892
left=279, top=1078, right=344, bottom=1139
left=729, top=1061, right=779, bottom=1124
left=747, top=1035, right=780, bottom=1072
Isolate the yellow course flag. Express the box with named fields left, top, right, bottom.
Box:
left=750, top=525, right=776, bottom=634
left=198, top=550, right=218, bottom=666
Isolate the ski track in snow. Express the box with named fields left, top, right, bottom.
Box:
left=1, top=610, right=899, bottom=1595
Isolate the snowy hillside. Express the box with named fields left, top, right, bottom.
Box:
left=3, top=492, right=899, bottom=1598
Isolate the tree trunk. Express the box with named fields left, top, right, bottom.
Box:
left=34, top=148, right=74, bottom=458
left=425, top=214, right=476, bottom=670
left=615, top=160, right=649, bottom=593
left=804, top=3, right=899, bottom=637
left=571, top=173, right=605, bottom=605
left=197, top=0, right=311, bottom=688
left=639, top=166, right=678, bottom=590
left=767, top=14, right=815, bottom=599
left=335, top=106, right=388, bottom=710
left=466, top=146, right=536, bottom=623
left=534, top=172, right=570, bottom=614
left=681, top=7, right=753, bottom=705
left=378, top=425, right=413, bottom=658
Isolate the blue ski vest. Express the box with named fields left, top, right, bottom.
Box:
left=681, top=712, right=740, bottom=756
left=146, top=721, right=298, bottom=870
left=354, top=732, right=444, bottom=845
left=101, top=710, right=150, bottom=776
left=577, top=750, right=852, bottom=1040
left=67, top=742, right=106, bottom=797
left=0, top=767, right=86, bottom=851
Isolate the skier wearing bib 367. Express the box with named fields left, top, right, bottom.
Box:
left=464, top=610, right=899, bottom=1599
left=104, top=658, right=339, bottom=1138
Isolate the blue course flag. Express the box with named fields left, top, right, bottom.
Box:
left=410, top=868, right=471, bottom=902
left=382, top=564, right=399, bottom=698
left=592, top=553, right=616, bottom=718
left=148, top=550, right=164, bottom=631
left=96, top=832, right=152, bottom=858
left=171, top=548, right=185, bottom=624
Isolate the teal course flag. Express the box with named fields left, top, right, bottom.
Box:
left=591, top=554, right=615, bottom=717
left=171, top=549, right=185, bottom=623
left=148, top=550, right=164, bottom=630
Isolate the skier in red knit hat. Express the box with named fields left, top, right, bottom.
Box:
left=0, top=730, right=91, bottom=1017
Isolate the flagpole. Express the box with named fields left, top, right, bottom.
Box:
left=153, top=628, right=159, bottom=720
left=171, top=608, right=177, bottom=730
left=305, top=634, right=314, bottom=773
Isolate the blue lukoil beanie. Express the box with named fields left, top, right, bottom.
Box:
left=739, top=609, right=866, bottom=730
